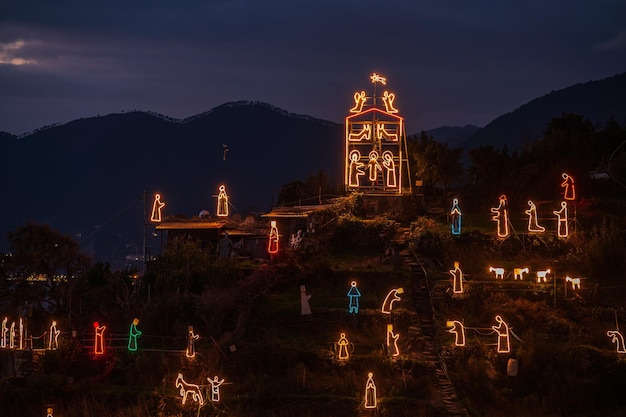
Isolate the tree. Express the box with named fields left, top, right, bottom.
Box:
left=277, top=170, right=333, bottom=206
left=408, top=132, right=464, bottom=196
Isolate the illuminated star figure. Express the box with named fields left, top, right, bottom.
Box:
left=382, top=151, right=397, bottom=188
left=337, top=333, right=350, bottom=361
left=49, top=321, right=60, bottom=350
left=268, top=220, right=280, bottom=255
left=208, top=376, right=225, bottom=402
left=449, top=261, right=463, bottom=294
left=347, top=281, right=362, bottom=314
left=150, top=193, right=165, bottom=222
left=561, top=172, right=576, bottom=201
left=448, top=320, right=466, bottom=347
left=186, top=326, right=199, bottom=358
left=381, top=287, right=403, bottom=314
left=364, top=372, right=377, bottom=409
left=368, top=151, right=382, bottom=183
left=348, top=150, right=365, bottom=187
left=492, top=315, right=511, bottom=353
left=386, top=324, right=400, bottom=357
left=370, top=73, right=387, bottom=85
left=216, top=185, right=229, bottom=217
left=490, top=194, right=510, bottom=238
left=525, top=200, right=545, bottom=233
left=450, top=198, right=462, bottom=235
left=93, top=322, right=106, bottom=355
left=128, top=318, right=142, bottom=351
left=554, top=201, right=569, bottom=238
left=607, top=330, right=626, bottom=354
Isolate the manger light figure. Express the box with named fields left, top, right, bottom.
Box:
left=337, top=332, right=350, bottom=361
left=450, top=198, right=462, bottom=235
left=607, top=330, right=626, bottom=353
left=19, top=318, right=24, bottom=350
left=364, top=372, right=377, bottom=409
left=9, top=321, right=15, bottom=349
left=381, top=90, right=398, bottom=114
left=48, top=321, right=60, bottom=350
left=382, top=151, right=397, bottom=188
left=536, top=269, right=551, bottom=283
left=186, top=326, right=199, bottom=359
left=450, top=262, right=463, bottom=294
left=1, top=317, right=8, bottom=348
left=554, top=201, right=569, bottom=238
left=447, top=320, right=466, bottom=347
left=347, top=281, right=362, bottom=314
left=566, top=276, right=581, bottom=290
left=150, top=193, right=165, bottom=223
left=492, top=315, right=511, bottom=353
left=561, top=172, right=576, bottom=201
left=491, top=194, right=510, bottom=238
left=128, top=318, right=142, bottom=351
left=368, top=150, right=382, bottom=183
left=300, top=285, right=312, bottom=316
left=386, top=323, right=400, bottom=357
left=47, top=406, right=53, bottom=417
left=349, top=90, right=367, bottom=113
left=525, top=200, right=545, bottom=233
left=381, top=287, right=403, bottom=314
left=489, top=266, right=505, bottom=280
left=513, top=267, right=529, bottom=280
left=216, top=185, right=229, bottom=217
left=93, top=321, right=106, bottom=355
left=175, top=373, right=204, bottom=406
left=207, top=375, right=225, bottom=402
left=348, top=150, right=365, bottom=187
left=268, top=220, right=280, bottom=255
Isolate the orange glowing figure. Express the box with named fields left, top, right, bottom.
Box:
left=447, top=320, right=466, bottom=347
left=386, top=324, right=400, bottom=357
left=186, top=326, right=199, bottom=359
left=337, top=332, right=350, bottom=361
left=490, top=194, right=509, bottom=238
left=376, top=123, right=398, bottom=141
left=370, top=73, right=387, bottom=85
left=450, top=261, right=463, bottom=294
left=492, top=315, right=511, bottom=353
left=364, top=372, right=377, bottom=408
left=150, top=193, right=165, bottom=223
left=350, top=91, right=367, bottom=113
left=176, top=373, right=204, bottom=406
left=607, top=330, right=626, bottom=353
left=554, top=201, right=569, bottom=238
left=525, top=200, right=545, bottom=233
left=381, top=288, right=403, bottom=314
left=382, top=151, right=397, bottom=188
left=48, top=321, right=60, bottom=350
left=348, top=150, right=365, bottom=187
left=93, top=321, right=106, bottom=355
left=268, top=220, right=279, bottom=254
left=381, top=91, right=398, bottom=113
left=216, top=185, right=229, bottom=217
left=368, top=151, right=382, bottom=182
left=561, top=172, right=576, bottom=201
left=207, top=376, right=225, bottom=402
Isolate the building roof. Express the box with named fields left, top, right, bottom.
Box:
left=155, top=219, right=228, bottom=230
left=262, top=204, right=336, bottom=218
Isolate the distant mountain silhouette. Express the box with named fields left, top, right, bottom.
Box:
left=461, top=72, right=626, bottom=151
left=422, top=125, right=481, bottom=146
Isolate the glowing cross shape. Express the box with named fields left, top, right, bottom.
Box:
left=607, top=330, right=626, bottom=353
left=93, top=322, right=106, bottom=355
left=370, top=73, right=387, bottom=85
left=9, top=321, right=15, bottom=349
left=381, top=287, right=403, bottom=314
left=337, top=332, right=350, bottom=361
left=489, top=266, right=505, bottom=279
left=347, top=281, right=362, bottom=314
left=348, top=150, right=365, bottom=187
left=490, top=194, right=509, bottom=238
left=368, top=150, right=382, bottom=182
left=554, top=201, right=569, bottom=238
left=207, top=376, right=225, bottom=402
left=381, top=91, right=398, bottom=113
left=176, top=373, right=204, bottom=406
left=447, top=320, right=466, bottom=347
left=525, top=200, right=545, bottom=233
left=186, top=326, right=200, bottom=359
left=566, top=276, right=581, bottom=290
left=127, top=318, right=142, bottom=351
left=150, top=193, right=165, bottom=223
left=350, top=91, right=367, bottom=113
left=450, top=262, right=463, bottom=294
left=561, top=172, right=576, bottom=201
left=216, top=184, right=229, bottom=217
left=48, top=321, right=60, bottom=350
left=513, top=267, right=529, bottom=280
left=348, top=123, right=372, bottom=141
left=1, top=317, right=7, bottom=348
left=268, top=220, right=280, bottom=255
left=364, top=372, right=377, bottom=409
left=492, top=315, right=511, bottom=353
left=450, top=198, right=462, bottom=235
left=386, top=323, right=400, bottom=357
left=381, top=151, right=397, bottom=188
left=536, top=269, right=551, bottom=283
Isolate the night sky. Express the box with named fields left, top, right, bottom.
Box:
left=1, top=1, right=625, bottom=135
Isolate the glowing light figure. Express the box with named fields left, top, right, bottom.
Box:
left=93, top=322, right=106, bottom=355
left=513, top=267, right=529, bottom=280
left=9, top=321, right=15, bottom=349
left=47, top=407, right=53, bottom=417
left=368, top=150, right=382, bottom=182
left=382, top=91, right=398, bottom=113
left=337, top=332, right=350, bottom=361
left=300, top=285, right=312, bottom=316
left=370, top=73, right=387, bottom=85
left=525, top=200, right=545, bottom=233
left=186, top=326, right=199, bottom=358
left=348, top=150, right=365, bottom=187
left=489, top=267, right=505, bottom=279
left=268, top=220, right=280, bottom=255
left=376, top=123, right=398, bottom=141
left=350, top=91, right=367, bottom=113
left=176, top=373, right=204, bottom=406
left=561, top=172, right=576, bottom=201
left=554, top=201, right=569, bottom=238
left=566, top=276, right=581, bottom=290
left=386, top=323, right=400, bottom=357
left=18, top=318, right=23, bottom=350
left=447, top=320, right=466, bottom=347
left=364, top=372, right=377, bottom=409
left=607, top=330, right=626, bottom=353
left=128, top=318, right=142, bottom=351
left=491, top=194, right=509, bottom=238
left=382, top=151, right=397, bottom=188
left=450, top=198, right=462, bottom=235
left=216, top=185, right=229, bottom=217
left=150, top=193, right=165, bottom=223
left=348, top=123, right=372, bottom=141
left=48, top=321, right=60, bottom=350
left=492, top=315, right=511, bottom=353
left=347, top=281, right=361, bottom=314
left=207, top=376, right=225, bottom=402
left=381, top=287, right=403, bottom=314
left=536, top=269, right=551, bottom=283
left=1, top=317, right=7, bottom=348
left=450, top=262, right=463, bottom=294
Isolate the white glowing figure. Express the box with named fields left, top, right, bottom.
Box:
left=364, top=372, right=377, bottom=409
left=268, top=220, right=280, bottom=255
left=347, top=281, right=361, bottom=314
left=492, top=315, right=511, bottom=353
left=370, top=73, right=387, bottom=85
left=350, top=91, right=367, bottom=113
left=489, top=267, right=505, bottom=279
left=376, top=123, right=398, bottom=141
left=93, top=321, right=106, bottom=355
left=9, top=321, right=15, bottom=349
left=381, top=91, right=398, bottom=113
left=1, top=317, right=7, bottom=348
left=186, top=326, right=199, bottom=358
left=607, top=330, right=626, bottom=353
left=216, top=185, right=229, bottom=217
left=447, top=320, right=466, bottom=347
left=176, top=373, right=205, bottom=406
left=18, top=318, right=23, bottom=350
left=525, top=200, right=545, bottom=233
left=450, top=262, right=463, bottom=294
left=561, top=172, right=576, bottom=201
left=566, top=276, right=581, bottom=290
left=381, top=287, right=403, bottom=314
left=513, top=268, right=529, bottom=280
left=554, top=201, right=569, bottom=238
left=128, top=318, right=142, bottom=351
left=368, top=150, right=382, bottom=182
left=450, top=198, right=462, bottom=235
left=348, top=123, right=372, bottom=141
left=49, top=321, right=60, bottom=350
left=337, top=332, right=350, bottom=361
left=290, top=230, right=303, bottom=249
left=348, top=150, right=365, bottom=187
left=536, top=269, right=551, bottom=283
left=208, top=376, right=225, bottom=402
left=491, top=194, right=509, bottom=238
left=386, top=323, right=400, bottom=357
left=150, top=193, right=165, bottom=223
left=382, top=151, right=397, bottom=188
